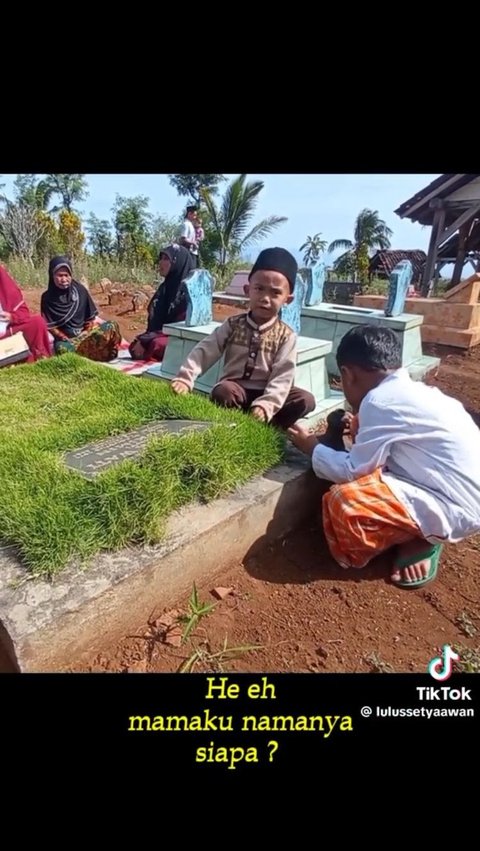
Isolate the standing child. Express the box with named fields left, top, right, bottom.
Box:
left=178, top=205, right=199, bottom=268
left=194, top=217, right=204, bottom=245
left=288, top=325, right=480, bottom=589
left=171, top=247, right=315, bottom=428
left=194, top=218, right=205, bottom=267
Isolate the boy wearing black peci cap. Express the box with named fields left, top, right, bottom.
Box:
left=171, top=247, right=315, bottom=428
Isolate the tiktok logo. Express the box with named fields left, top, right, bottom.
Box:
left=428, top=644, right=460, bottom=681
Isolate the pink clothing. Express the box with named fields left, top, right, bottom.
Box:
left=0, top=265, right=51, bottom=361
left=143, top=331, right=169, bottom=361
left=4, top=316, right=52, bottom=363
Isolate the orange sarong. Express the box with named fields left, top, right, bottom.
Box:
left=322, top=468, right=420, bottom=569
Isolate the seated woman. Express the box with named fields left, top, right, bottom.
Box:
left=41, top=256, right=121, bottom=362
left=129, top=244, right=194, bottom=361
left=0, top=265, right=51, bottom=362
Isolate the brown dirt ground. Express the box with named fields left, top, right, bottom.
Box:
left=16, top=286, right=480, bottom=674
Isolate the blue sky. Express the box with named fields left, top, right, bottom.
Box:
left=1, top=173, right=440, bottom=265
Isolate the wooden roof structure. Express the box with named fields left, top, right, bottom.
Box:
left=394, top=174, right=480, bottom=294
left=437, top=219, right=480, bottom=262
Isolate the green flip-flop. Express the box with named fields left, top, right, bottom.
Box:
left=392, top=543, right=443, bottom=589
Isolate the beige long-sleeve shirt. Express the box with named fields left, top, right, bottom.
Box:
left=175, top=313, right=297, bottom=421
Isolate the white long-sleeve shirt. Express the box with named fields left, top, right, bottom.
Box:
left=312, top=368, right=480, bottom=543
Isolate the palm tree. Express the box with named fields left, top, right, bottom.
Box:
left=2, top=174, right=56, bottom=211
left=299, top=233, right=328, bottom=266
left=201, top=174, right=287, bottom=277
left=328, top=208, right=393, bottom=284
left=44, top=174, right=89, bottom=212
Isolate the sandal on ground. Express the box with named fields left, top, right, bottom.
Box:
left=391, top=543, right=443, bottom=589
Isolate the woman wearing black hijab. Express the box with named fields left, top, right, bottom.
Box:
left=129, top=244, right=194, bottom=361
left=41, top=256, right=122, bottom=361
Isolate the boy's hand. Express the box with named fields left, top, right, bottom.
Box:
left=171, top=380, right=190, bottom=395
left=345, top=412, right=359, bottom=441
left=250, top=406, right=267, bottom=422
left=325, top=409, right=359, bottom=444
left=335, top=411, right=358, bottom=441
left=287, top=424, right=318, bottom=456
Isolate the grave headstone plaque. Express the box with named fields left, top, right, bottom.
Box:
left=384, top=259, right=413, bottom=317
left=184, top=269, right=215, bottom=326
left=64, top=420, right=214, bottom=479
left=225, top=271, right=250, bottom=297
left=302, top=262, right=326, bottom=306
left=280, top=274, right=307, bottom=335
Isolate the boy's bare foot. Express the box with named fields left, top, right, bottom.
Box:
left=391, top=538, right=442, bottom=587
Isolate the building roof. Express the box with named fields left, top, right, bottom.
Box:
left=394, top=174, right=480, bottom=226
left=369, top=249, right=426, bottom=281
